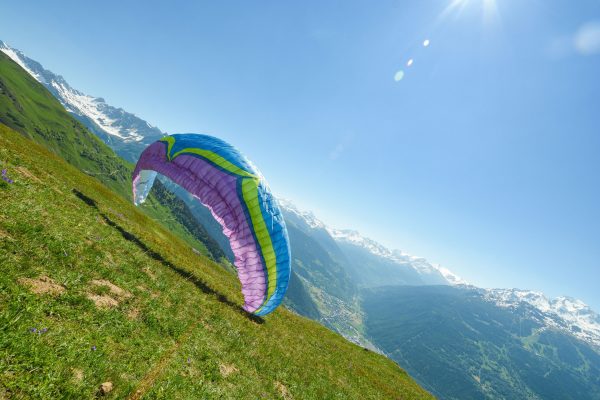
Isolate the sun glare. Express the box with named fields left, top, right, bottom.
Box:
left=440, top=0, right=500, bottom=24
left=393, top=0, right=501, bottom=84
left=482, top=0, right=500, bottom=25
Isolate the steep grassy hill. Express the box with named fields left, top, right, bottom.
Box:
left=0, top=123, right=433, bottom=399
left=0, top=51, right=225, bottom=262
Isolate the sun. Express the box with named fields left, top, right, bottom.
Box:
left=441, top=0, right=500, bottom=25
left=449, top=0, right=497, bottom=6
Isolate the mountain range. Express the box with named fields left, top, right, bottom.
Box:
left=282, top=199, right=600, bottom=398
left=280, top=199, right=600, bottom=345
left=3, top=39, right=599, bottom=399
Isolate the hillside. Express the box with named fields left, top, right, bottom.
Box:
left=363, top=285, right=600, bottom=400
left=0, top=50, right=225, bottom=262
left=0, top=124, right=433, bottom=399
left=279, top=206, right=367, bottom=346
left=279, top=201, right=454, bottom=349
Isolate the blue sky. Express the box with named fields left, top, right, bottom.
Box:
left=2, top=0, right=599, bottom=309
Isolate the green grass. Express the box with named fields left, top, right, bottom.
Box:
left=0, top=117, right=433, bottom=399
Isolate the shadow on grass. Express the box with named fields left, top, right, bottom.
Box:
left=73, top=189, right=264, bottom=324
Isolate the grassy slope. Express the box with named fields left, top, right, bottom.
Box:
left=0, top=51, right=224, bottom=261
left=0, top=124, right=432, bottom=399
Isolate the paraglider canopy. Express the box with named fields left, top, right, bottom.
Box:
left=132, top=134, right=291, bottom=316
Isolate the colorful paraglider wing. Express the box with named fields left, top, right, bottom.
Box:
left=132, top=134, right=291, bottom=316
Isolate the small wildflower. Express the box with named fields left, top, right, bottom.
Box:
left=30, top=327, right=37, bottom=333
left=1, top=169, right=13, bottom=183
left=187, top=357, right=191, bottom=364
left=91, top=345, right=97, bottom=351
left=40, top=328, right=48, bottom=334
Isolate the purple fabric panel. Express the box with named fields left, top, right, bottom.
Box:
left=132, top=142, right=266, bottom=312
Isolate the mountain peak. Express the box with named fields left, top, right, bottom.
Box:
left=328, top=227, right=396, bottom=258
left=484, top=288, right=600, bottom=347
left=0, top=41, right=48, bottom=84
left=277, top=198, right=327, bottom=229
left=437, top=266, right=468, bottom=285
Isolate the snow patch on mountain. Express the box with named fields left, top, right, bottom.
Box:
left=278, top=199, right=326, bottom=229
left=330, top=228, right=462, bottom=282
left=438, top=266, right=468, bottom=285
left=329, top=229, right=392, bottom=257
left=0, top=43, right=46, bottom=84
left=484, top=288, right=600, bottom=347
left=51, top=80, right=142, bottom=141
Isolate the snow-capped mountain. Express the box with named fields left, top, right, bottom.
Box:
left=331, top=228, right=458, bottom=283
left=279, top=199, right=463, bottom=286
left=0, top=40, right=164, bottom=161
left=330, top=228, right=460, bottom=279
left=483, top=288, right=600, bottom=348
left=278, top=198, right=327, bottom=230
left=281, top=200, right=600, bottom=348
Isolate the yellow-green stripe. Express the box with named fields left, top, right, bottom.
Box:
left=160, top=136, right=176, bottom=158
left=160, top=137, right=256, bottom=179
left=241, top=178, right=278, bottom=310
left=173, top=148, right=256, bottom=178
